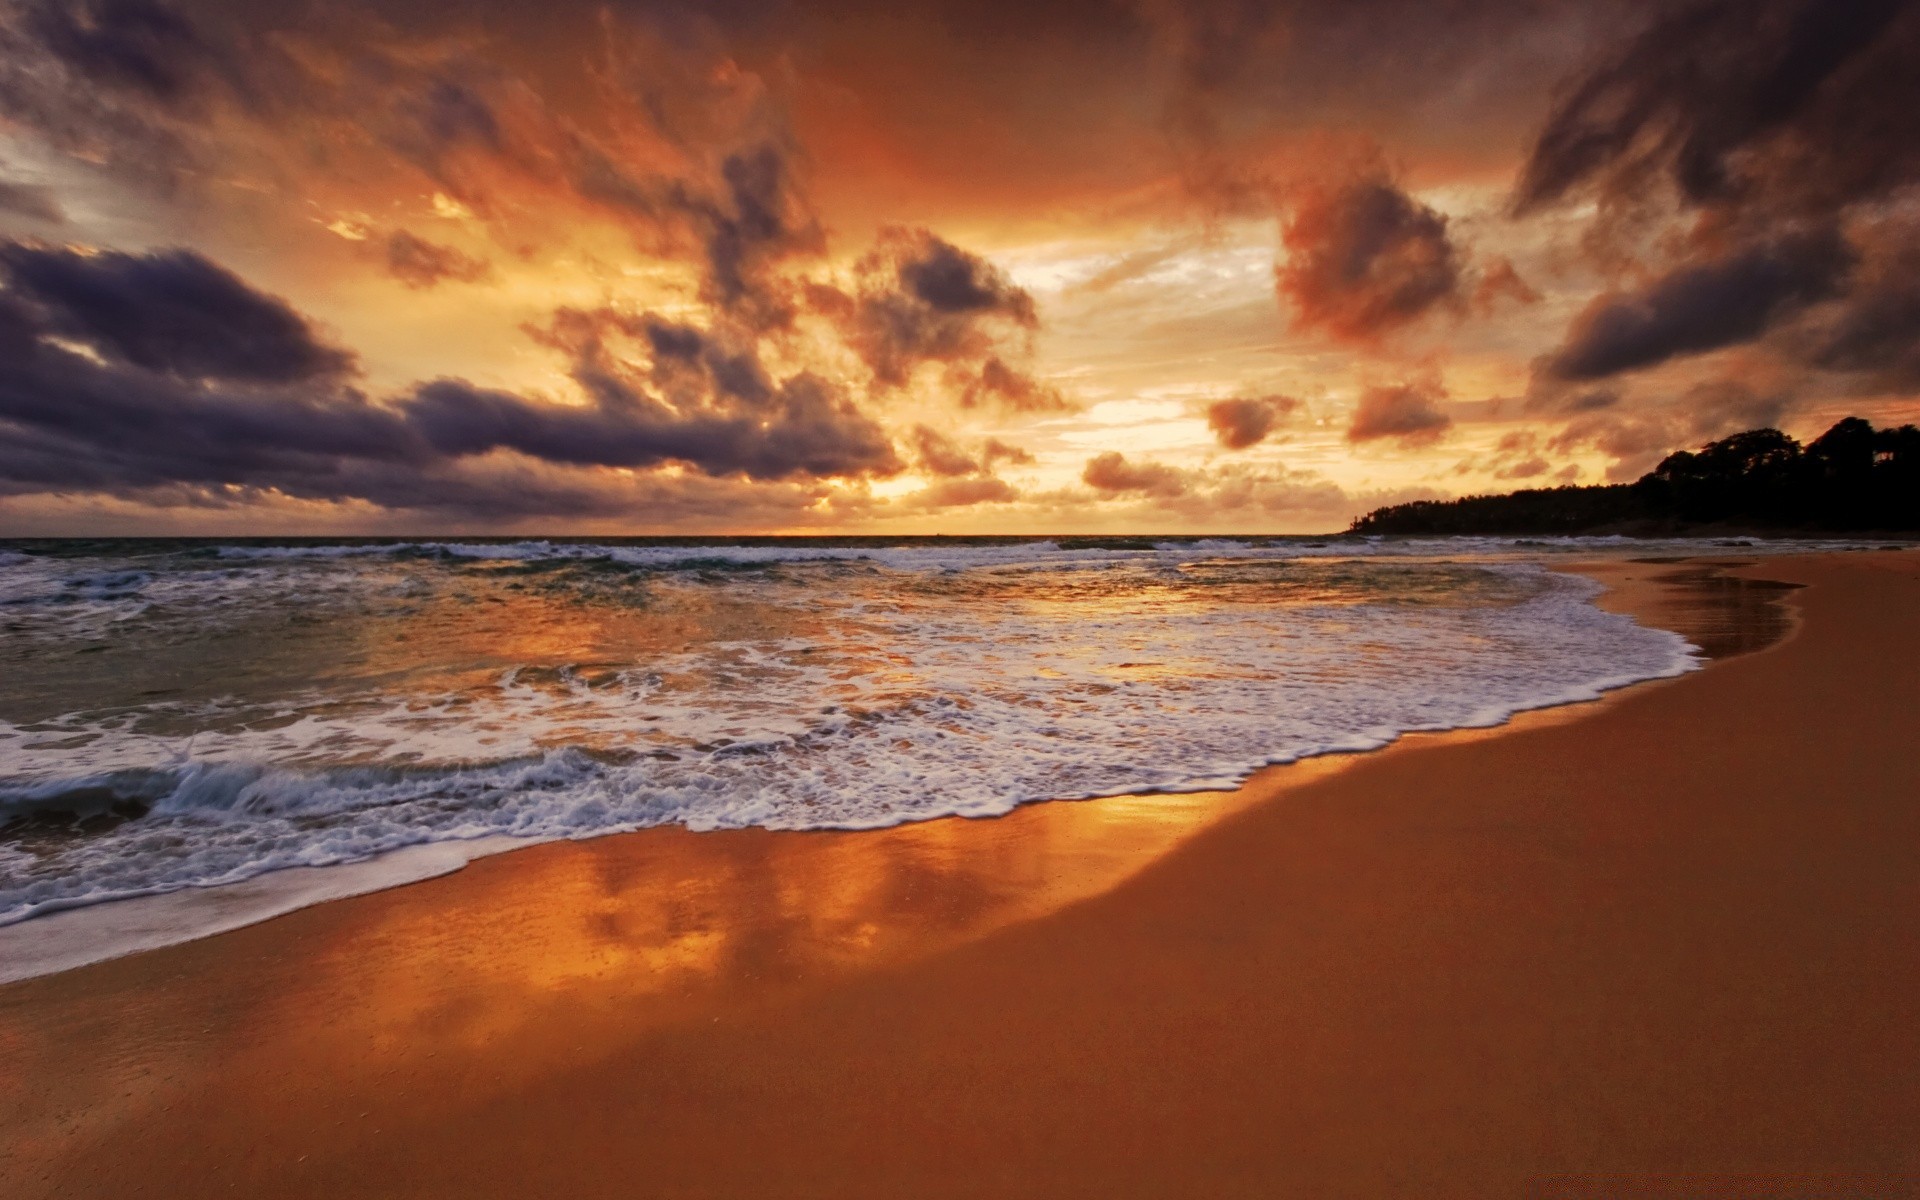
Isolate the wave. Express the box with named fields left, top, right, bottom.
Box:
left=0, top=565, right=1700, bottom=928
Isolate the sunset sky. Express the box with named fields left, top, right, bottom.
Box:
left=1, top=0, right=1917, bottom=534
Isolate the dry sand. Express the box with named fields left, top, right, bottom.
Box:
left=2, top=552, right=1917, bottom=1198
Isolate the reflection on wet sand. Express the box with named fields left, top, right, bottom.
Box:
left=0, top=558, right=1804, bottom=1192
left=0, top=773, right=1304, bottom=1169
left=1576, top=559, right=1801, bottom=660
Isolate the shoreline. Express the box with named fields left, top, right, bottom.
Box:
left=6, top=550, right=1917, bottom=1196
left=1, top=556, right=1720, bottom=985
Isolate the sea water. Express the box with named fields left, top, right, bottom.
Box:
left=0, top=534, right=1842, bottom=970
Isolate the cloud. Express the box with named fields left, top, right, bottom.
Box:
left=385, top=230, right=493, bottom=289
left=1071, top=448, right=1433, bottom=530
left=682, top=142, right=825, bottom=320
left=904, top=426, right=1026, bottom=507
left=19, top=0, right=233, bottom=108
left=819, top=226, right=1063, bottom=411
left=1513, top=0, right=1919, bottom=219
left=1542, top=226, right=1854, bottom=381
left=0, top=242, right=354, bottom=382
left=0, top=0, right=260, bottom=189
left=909, top=425, right=983, bottom=477
left=1495, top=456, right=1551, bottom=480
left=1346, top=381, right=1452, bottom=445
left=1808, top=222, right=1920, bottom=387
left=1674, top=379, right=1791, bottom=439
left=1512, top=0, right=1920, bottom=404
left=1547, top=411, right=1687, bottom=481
left=1205, top=394, right=1296, bottom=449
left=1068, top=240, right=1195, bottom=295
left=835, top=227, right=1039, bottom=385
left=0, top=178, right=63, bottom=223
left=917, top=476, right=1019, bottom=508
left=1278, top=170, right=1463, bottom=342
left=413, top=373, right=895, bottom=482
left=0, top=241, right=904, bottom=522
left=1081, top=452, right=1189, bottom=498
left=982, top=438, right=1034, bottom=469
left=954, top=356, right=1070, bottom=413
left=384, top=78, right=504, bottom=185
left=1472, top=257, right=1540, bottom=312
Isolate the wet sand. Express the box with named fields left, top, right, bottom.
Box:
left=3, top=552, right=1918, bottom=1198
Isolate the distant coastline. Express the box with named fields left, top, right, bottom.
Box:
left=1351, top=418, right=1920, bottom=537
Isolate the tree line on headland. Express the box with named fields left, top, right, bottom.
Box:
left=1348, top=418, right=1920, bottom=535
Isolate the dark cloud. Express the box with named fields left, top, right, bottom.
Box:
left=909, top=425, right=983, bottom=477
left=954, top=357, right=1070, bottom=413
left=20, top=0, right=231, bottom=108
left=385, top=230, right=493, bottom=289
left=1675, top=379, right=1790, bottom=438
left=1516, top=0, right=1920, bottom=406
left=394, top=78, right=502, bottom=159
left=1530, top=377, right=1792, bottom=483
left=1346, top=381, right=1452, bottom=445
left=1278, top=171, right=1463, bottom=342
left=555, top=138, right=823, bottom=326
left=0, top=178, right=62, bottom=223
left=817, top=227, right=1063, bottom=412
left=378, top=75, right=509, bottom=197
left=836, top=227, right=1039, bottom=386
left=526, top=307, right=778, bottom=411
left=426, top=304, right=898, bottom=481
left=1081, top=451, right=1189, bottom=497
left=407, top=369, right=898, bottom=482
left=680, top=142, right=824, bottom=320
left=1205, top=394, right=1296, bottom=449
left=0, top=242, right=354, bottom=382
left=0, top=0, right=253, bottom=189
left=0, top=301, right=422, bottom=498
left=1, top=3, right=826, bottom=322
left=1514, top=0, right=1919, bottom=219
left=0, top=241, right=904, bottom=520
left=1809, top=227, right=1920, bottom=387
left=1542, top=226, right=1855, bottom=381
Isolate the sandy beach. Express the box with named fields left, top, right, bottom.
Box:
left=3, top=550, right=1917, bottom=1198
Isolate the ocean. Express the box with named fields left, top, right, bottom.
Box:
left=0, top=534, right=1853, bottom=973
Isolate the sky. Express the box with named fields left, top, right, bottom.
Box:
left=0, top=0, right=1917, bottom=535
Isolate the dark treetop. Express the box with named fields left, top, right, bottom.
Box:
left=1349, top=418, right=1920, bottom=535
